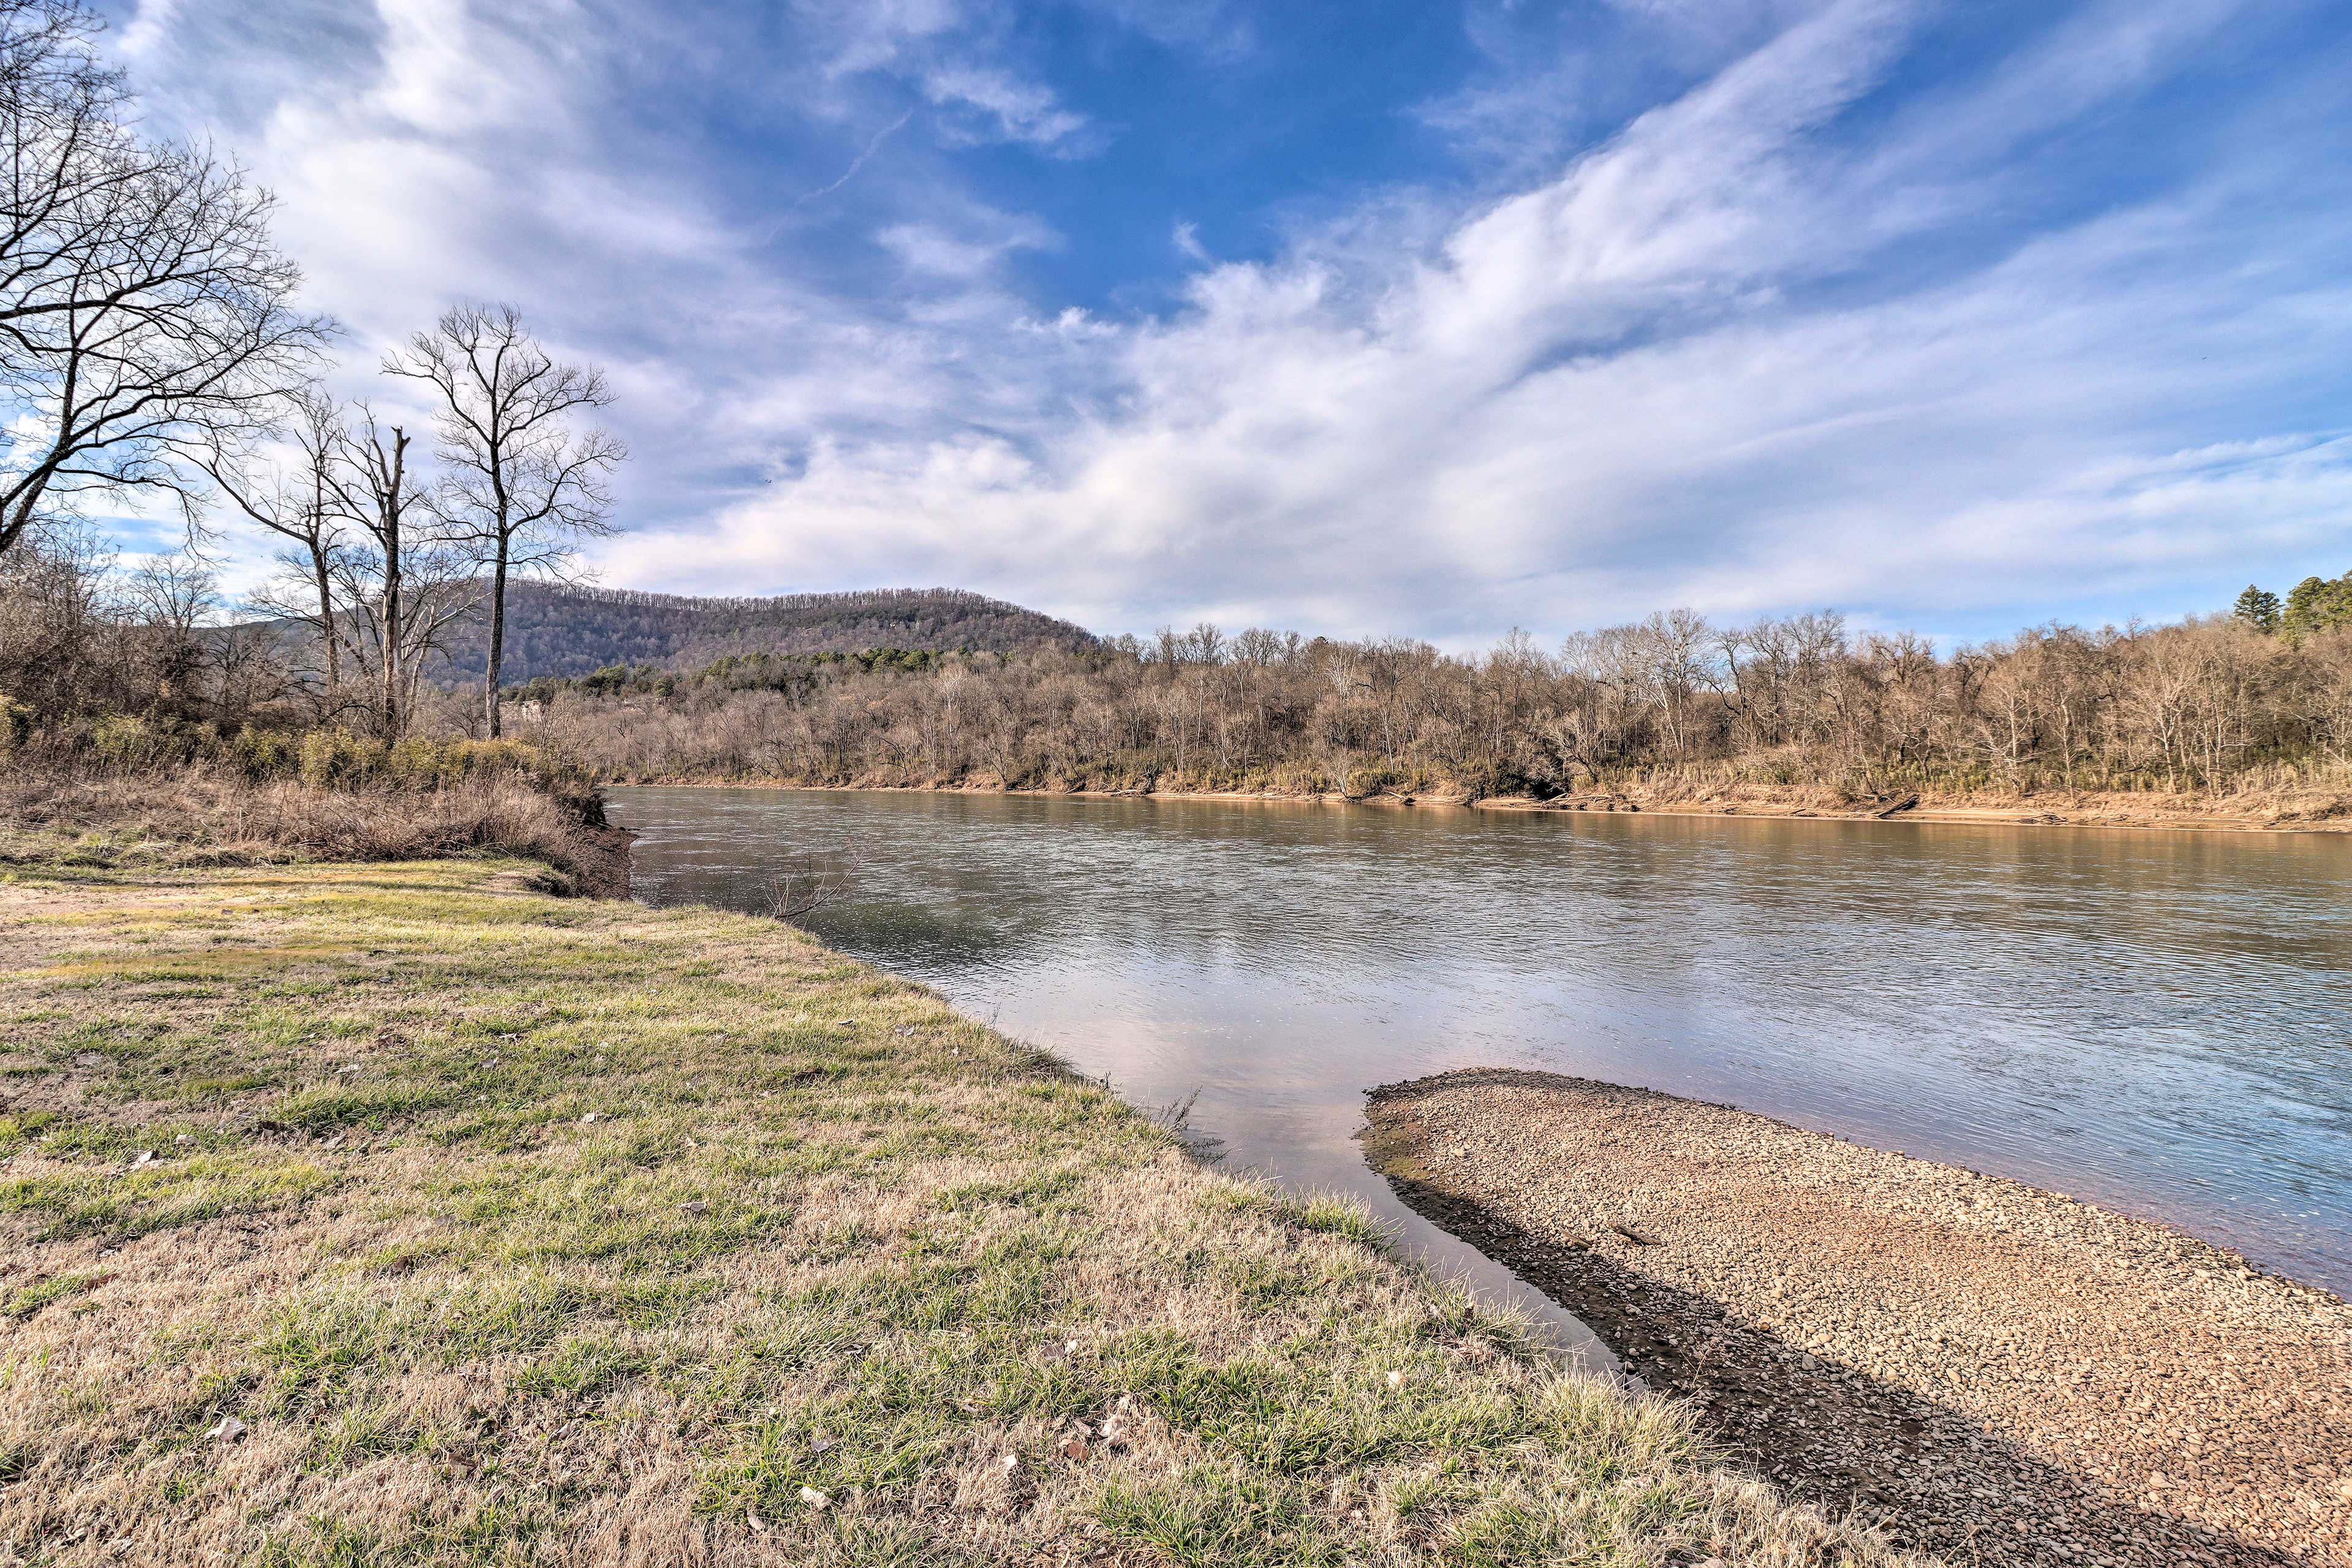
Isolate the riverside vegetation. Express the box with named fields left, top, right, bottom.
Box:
left=509, top=590, right=2352, bottom=825
left=0, top=854, right=1920, bottom=1567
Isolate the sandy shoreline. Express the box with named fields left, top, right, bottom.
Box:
left=1362, top=1069, right=2352, bottom=1567
left=599, top=777, right=2352, bottom=836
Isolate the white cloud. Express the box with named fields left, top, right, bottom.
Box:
left=919, top=64, right=1091, bottom=151
left=100, top=0, right=2352, bottom=641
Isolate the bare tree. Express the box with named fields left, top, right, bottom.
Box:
left=326, top=407, right=471, bottom=740
left=0, top=2, right=331, bottom=556
left=200, top=386, right=349, bottom=705
left=383, top=303, right=625, bottom=736
left=119, top=552, right=216, bottom=713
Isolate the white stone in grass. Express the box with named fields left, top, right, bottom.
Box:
left=745, top=1512, right=767, bottom=1532
left=579, top=1112, right=598, bottom=1125
left=206, top=1415, right=246, bottom=1442
left=1386, top=1370, right=1404, bottom=1389
left=799, top=1485, right=829, bottom=1510
left=132, top=1150, right=155, bottom=1168
left=1000, top=1453, right=1019, bottom=1473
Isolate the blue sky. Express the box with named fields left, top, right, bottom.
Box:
left=100, top=0, right=2352, bottom=646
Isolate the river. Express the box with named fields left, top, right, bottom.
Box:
left=608, top=786, right=2352, bottom=1335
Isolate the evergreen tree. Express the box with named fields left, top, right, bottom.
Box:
left=2233, top=585, right=2281, bottom=633
left=2282, top=572, right=2352, bottom=641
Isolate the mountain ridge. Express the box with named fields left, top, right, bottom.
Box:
left=420, top=582, right=1097, bottom=684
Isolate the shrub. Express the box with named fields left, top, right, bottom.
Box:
left=296, top=728, right=377, bottom=788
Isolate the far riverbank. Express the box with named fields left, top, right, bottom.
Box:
left=586, top=774, right=2352, bottom=835
left=1363, top=1069, right=2352, bottom=1568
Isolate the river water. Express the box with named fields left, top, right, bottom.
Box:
left=608, top=786, right=2352, bottom=1329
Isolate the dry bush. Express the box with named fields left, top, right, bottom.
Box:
left=0, top=752, right=627, bottom=892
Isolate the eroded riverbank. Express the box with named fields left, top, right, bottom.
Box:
left=1363, top=1069, right=2352, bottom=1567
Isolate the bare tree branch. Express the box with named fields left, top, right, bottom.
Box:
left=0, top=2, right=334, bottom=555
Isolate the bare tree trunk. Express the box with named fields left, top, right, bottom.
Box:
left=380, top=524, right=402, bottom=739
left=483, top=545, right=508, bottom=737
left=311, top=545, right=339, bottom=696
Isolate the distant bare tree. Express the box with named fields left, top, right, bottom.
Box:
left=120, top=553, right=214, bottom=712
left=0, top=517, right=106, bottom=710
left=0, top=1, right=331, bottom=556
left=325, top=407, right=472, bottom=740
left=383, top=303, right=625, bottom=736
left=201, top=386, right=349, bottom=706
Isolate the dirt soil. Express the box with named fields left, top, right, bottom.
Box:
left=1362, top=1069, right=2352, bottom=1567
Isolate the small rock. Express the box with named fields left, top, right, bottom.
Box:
left=1386, top=1370, right=1404, bottom=1389
left=746, top=1512, right=767, bottom=1532
left=1061, top=1437, right=1087, bottom=1462
left=1000, top=1452, right=1019, bottom=1473
left=132, top=1150, right=155, bottom=1168
left=206, top=1415, right=246, bottom=1443
left=680, top=1200, right=709, bottom=1215
left=799, top=1485, right=829, bottom=1510
left=579, top=1112, right=599, bottom=1125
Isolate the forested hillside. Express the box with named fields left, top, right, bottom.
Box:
left=421, top=584, right=1096, bottom=682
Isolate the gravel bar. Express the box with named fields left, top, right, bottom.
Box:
left=1362, top=1069, right=2351, bottom=1567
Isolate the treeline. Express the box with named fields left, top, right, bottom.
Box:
left=2234, top=575, right=2352, bottom=639
left=508, top=647, right=963, bottom=707
left=528, top=600, right=2352, bottom=807
left=430, top=585, right=1095, bottom=684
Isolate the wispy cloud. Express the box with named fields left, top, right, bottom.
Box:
left=792, top=111, right=914, bottom=211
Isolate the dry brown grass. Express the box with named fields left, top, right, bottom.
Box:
left=0, top=861, right=1927, bottom=1566
left=0, top=757, right=627, bottom=891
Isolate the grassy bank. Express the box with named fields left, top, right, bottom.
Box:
left=0, top=860, right=1908, bottom=1566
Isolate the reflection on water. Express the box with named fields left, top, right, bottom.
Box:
left=610, top=788, right=2352, bottom=1313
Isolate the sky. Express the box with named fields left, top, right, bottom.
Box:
left=95, top=0, right=2352, bottom=647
